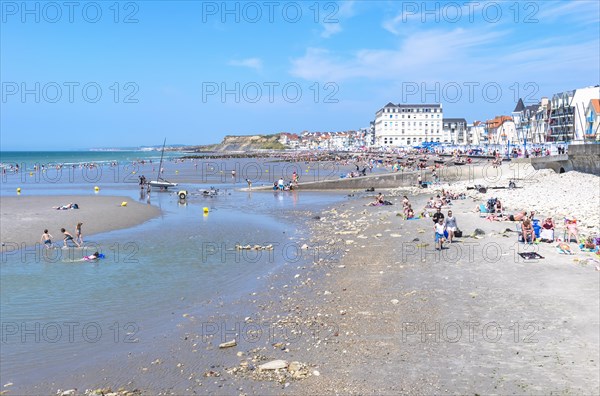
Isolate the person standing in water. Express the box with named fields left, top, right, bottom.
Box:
left=75, top=222, right=84, bottom=246
left=41, top=229, right=53, bottom=249
left=61, top=228, right=81, bottom=248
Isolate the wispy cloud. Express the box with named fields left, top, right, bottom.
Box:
left=536, top=1, right=600, bottom=25
left=320, top=0, right=356, bottom=38
left=321, top=23, right=342, bottom=38
left=382, top=2, right=483, bottom=35
left=228, top=58, right=263, bottom=71
left=291, top=27, right=507, bottom=81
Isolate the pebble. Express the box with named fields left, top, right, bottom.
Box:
left=219, top=339, right=237, bottom=348
left=258, top=360, right=289, bottom=371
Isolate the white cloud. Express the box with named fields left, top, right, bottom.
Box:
left=319, top=0, right=356, bottom=38
left=536, top=1, right=600, bottom=24
left=228, top=58, right=263, bottom=70
left=321, top=23, right=342, bottom=38
left=382, top=2, right=482, bottom=35
left=290, top=27, right=507, bottom=81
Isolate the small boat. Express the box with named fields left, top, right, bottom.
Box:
left=148, top=139, right=177, bottom=190
left=454, top=161, right=466, bottom=166
left=434, top=160, right=445, bottom=164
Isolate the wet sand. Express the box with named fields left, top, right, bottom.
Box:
left=0, top=195, right=160, bottom=252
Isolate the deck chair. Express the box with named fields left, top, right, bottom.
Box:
left=479, top=204, right=490, bottom=218
left=516, top=223, right=524, bottom=243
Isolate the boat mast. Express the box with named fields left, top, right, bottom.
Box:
left=157, top=138, right=166, bottom=181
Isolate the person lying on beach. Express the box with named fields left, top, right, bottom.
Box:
left=53, top=203, right=78, bottom=210
left=521, top=218, right=535, bottom=244
left=41, top=229, right=53, bottom=249
left=61, top=228, right=81, bottom=248
left=485, top=213, right=504, bottom=221
left=508, top=211, right=527, bottom=221
left=557, top=242, right=573, bottom=255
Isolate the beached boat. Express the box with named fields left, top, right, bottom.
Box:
left=148, top=139, right=178, bottom=190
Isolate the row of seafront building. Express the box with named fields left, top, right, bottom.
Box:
left=275, top=85, right=599, bottom=151
left=374, top=85, right=600, bottom=148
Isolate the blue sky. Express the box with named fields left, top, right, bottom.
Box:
left=1, top=0, right=599, bottom=150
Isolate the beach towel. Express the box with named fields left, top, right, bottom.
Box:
left=519, top=252, right=544, bottom=260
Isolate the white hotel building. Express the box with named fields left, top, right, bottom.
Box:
left=374, top=103, right=443, bottom=147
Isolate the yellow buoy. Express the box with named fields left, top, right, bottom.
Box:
left=175, top=170, right=179, bottom=174
left=132, top=171, right=136, bottom=174
left=16, top=187, right=21, bottom=193
left=203, top=207, right=209, bottom=214
left=94, top=186, right=100, bottom=192
left=29, top=172, right=33, bottom=176
left=121, top=201, right=128, bottom=207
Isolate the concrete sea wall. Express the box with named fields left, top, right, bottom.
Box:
left=514, top=144, right=600, bottom=175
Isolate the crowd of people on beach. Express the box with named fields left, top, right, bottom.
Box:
left=476, top=196, right=599, bottom=254
left=365, top=183, right=598, bottom=257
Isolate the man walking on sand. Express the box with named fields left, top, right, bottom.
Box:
left=432, top=207, right=445, bottom=224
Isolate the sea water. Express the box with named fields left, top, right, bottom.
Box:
left=0, top=152, right=346, bottom=388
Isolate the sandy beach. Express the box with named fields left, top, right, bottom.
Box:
left=150, top=167, right=598, bottom=394
left=19, top=167, right=594, bottom=395
left=0, top=195, right=160, bottom=252
left=1, top=162, right=598, bottom=395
